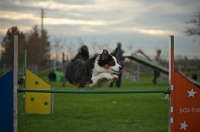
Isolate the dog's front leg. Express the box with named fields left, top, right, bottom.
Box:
left=89, top=73, right=113, bottom=88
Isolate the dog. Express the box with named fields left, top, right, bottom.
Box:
left=65, top=45, right=123, bottom=89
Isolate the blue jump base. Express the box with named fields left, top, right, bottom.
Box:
left=0, top=71, right=13, bottom=132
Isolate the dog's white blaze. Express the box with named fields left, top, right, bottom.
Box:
left=111, top=56, right=121, bottom=74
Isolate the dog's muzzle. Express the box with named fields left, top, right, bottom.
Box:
left=111, top=66, right=123, bottom=74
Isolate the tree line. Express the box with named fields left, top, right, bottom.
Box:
left=0, top=26, right=50, bottom=70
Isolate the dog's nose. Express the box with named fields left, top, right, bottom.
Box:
left=119, top=66, right=123, bottom=71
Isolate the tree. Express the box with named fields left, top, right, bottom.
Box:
left=26, top=25, right=50, bottom=70
left=185, top=9, right=200, bottom=42
left=0, top=26, right=26, bottom=65
left=26, top=26, right=41, bottom=65
left=40, top=29, right=51, bottom=68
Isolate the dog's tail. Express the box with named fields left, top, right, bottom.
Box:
left=74, top=45, right=89, bottom=61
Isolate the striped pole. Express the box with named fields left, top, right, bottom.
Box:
left=13, top=35, right=18, bottom=132
left=169, top=36, right=174, bottom=132
left=22, top=49, right=27, bottom=114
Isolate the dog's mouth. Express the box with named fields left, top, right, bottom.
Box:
left=111, top=69, right=122, bottom=74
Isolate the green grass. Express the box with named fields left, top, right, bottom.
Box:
left=18, top=77, right=169, bottom=132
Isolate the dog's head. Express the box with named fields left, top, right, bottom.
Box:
left=97, top=48, right=123, bottom=74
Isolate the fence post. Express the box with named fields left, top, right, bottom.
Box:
left=62, top=52, right=65, bottom=87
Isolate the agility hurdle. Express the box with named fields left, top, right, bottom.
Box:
left=1, top=35, right=200, bottom=132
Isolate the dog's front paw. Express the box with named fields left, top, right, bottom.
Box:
left=112, top=74, right=119, bottom=81
left=102, top=73, right=113, bottom=80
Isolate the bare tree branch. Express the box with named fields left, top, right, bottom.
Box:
left=185, top=8, right=200, bottom=42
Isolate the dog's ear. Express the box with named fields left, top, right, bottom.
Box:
left=100, top=49, right=109, bottom=60
left=111, top=48, right=118, bottom=57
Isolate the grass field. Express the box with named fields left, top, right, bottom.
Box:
left=18, top=76, right=169, bottom=132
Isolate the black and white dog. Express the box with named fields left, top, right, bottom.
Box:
left=65, top=45, right=123, bottom=89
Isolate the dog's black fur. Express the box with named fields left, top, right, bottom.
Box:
left=65, top=45, right=123, bottom=89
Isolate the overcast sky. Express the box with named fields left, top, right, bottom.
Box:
left=0, top=0, right=200, bottom=59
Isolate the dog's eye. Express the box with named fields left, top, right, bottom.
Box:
left=109, top=61, right=115, bottom=66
